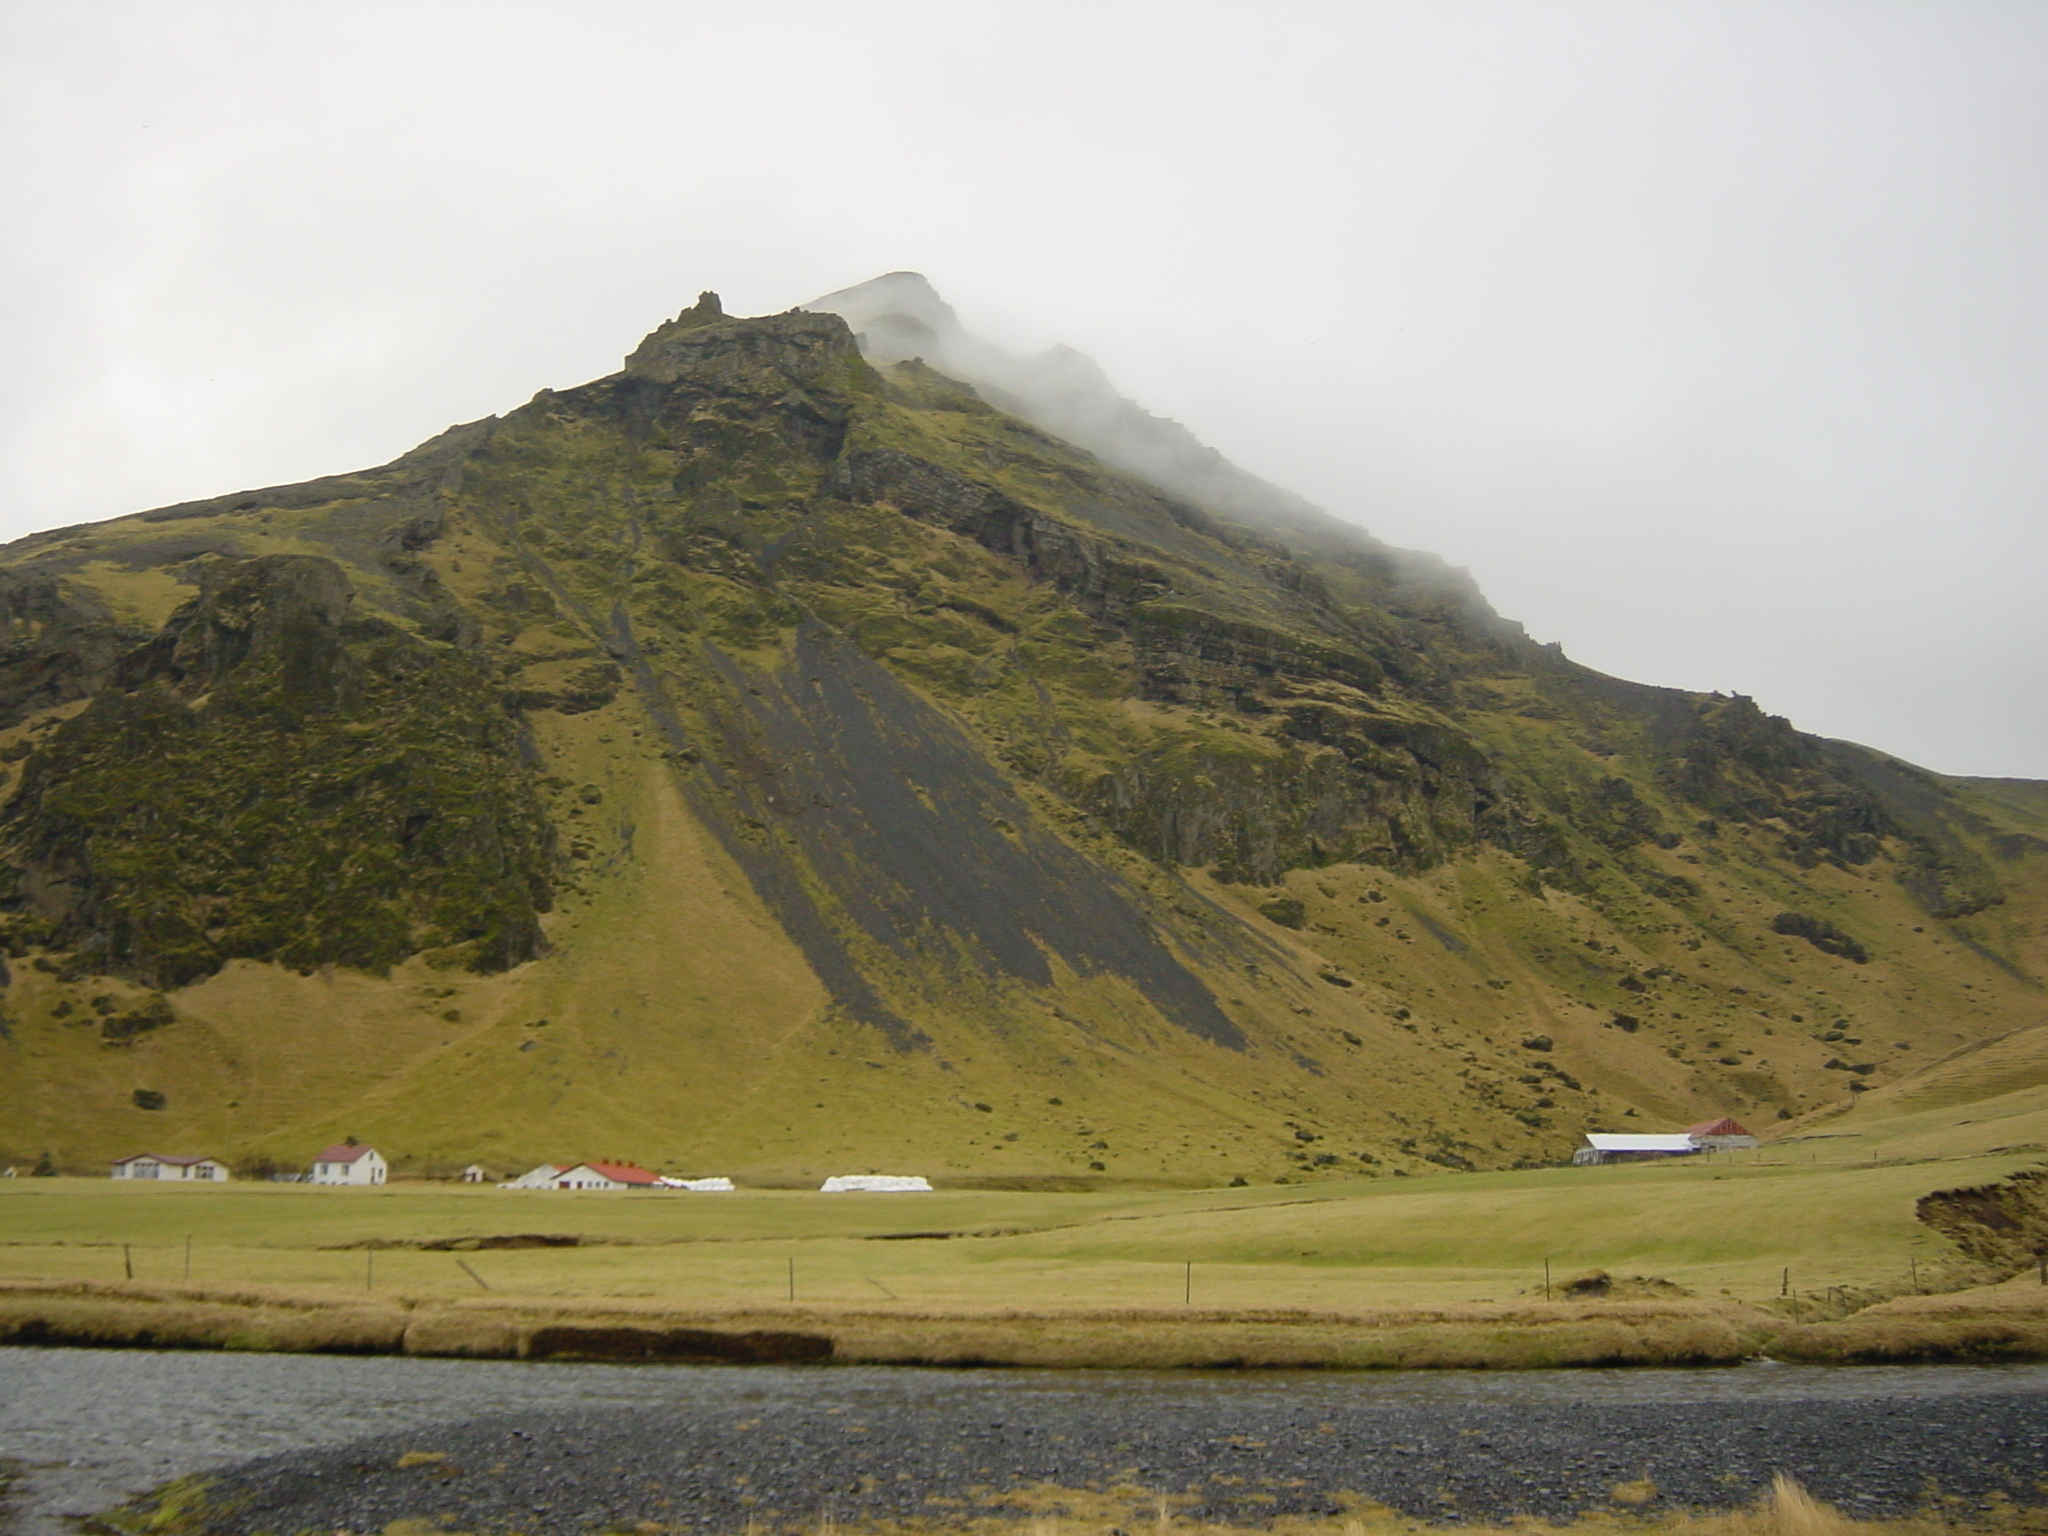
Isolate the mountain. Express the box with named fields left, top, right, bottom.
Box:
left=0, top=277, right=2043, bottom=1182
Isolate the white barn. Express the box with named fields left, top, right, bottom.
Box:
left=111, top=1153, right=229, bottom=1181
left=502, top=1162, right=566, bottom=1189
left=1575, top=1115, right=1765, bottom=1166
left=309, top=1144, right=387, bottom=1185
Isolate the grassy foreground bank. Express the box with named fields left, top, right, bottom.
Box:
left=6, top=1274, right=2047, bottom=1369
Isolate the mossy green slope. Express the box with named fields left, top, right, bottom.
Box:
left=0, top=290, right=2042, bottom=1184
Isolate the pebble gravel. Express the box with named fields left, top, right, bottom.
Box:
left=191, top=1386, right=2048, bottom=1533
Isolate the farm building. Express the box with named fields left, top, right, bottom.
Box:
left=502, top=1163, right=566, bottom=1189
left=504, top=1161, right=664, bottom=1190
left=1573, top=1134, right=1699, bottom=1166
left=1685, top=1117, right=1761, bottom=1149
left=460, top=1164, right=488, bottom=1183
left=110, top=1153, right=229, bottom=1181
left=1573, top=1116, right=1763, bottom=1165
left=308, top=1144, right=387, bottom=1185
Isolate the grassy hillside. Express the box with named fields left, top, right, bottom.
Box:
left=0, top=294, right=2042, bottom=1180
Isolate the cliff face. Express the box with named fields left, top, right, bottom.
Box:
left=2, top=554, right=554, bottom=988
left=0, top=283, right=2043, bottom=1181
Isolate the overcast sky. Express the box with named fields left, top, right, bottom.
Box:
left=3, top=1, right=2043, bottom=777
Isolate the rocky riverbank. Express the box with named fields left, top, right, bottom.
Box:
left=109, top=1385, right=2048, bottom=1535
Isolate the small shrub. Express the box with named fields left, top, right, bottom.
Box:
left=1255, top=894, right=1305, bottom=929
left=1770, top=911, right=1868, bottom=964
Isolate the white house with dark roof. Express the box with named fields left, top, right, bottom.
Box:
left=111, top=1153, right=230, bottom=1181
left=308, top=1143, right=387, bottom=1185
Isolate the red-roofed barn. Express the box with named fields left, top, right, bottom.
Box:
left=1685, top=1118, right=1760, bottom=1150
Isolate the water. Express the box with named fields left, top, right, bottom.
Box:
left=3, top=1347, right=2046, bottom=1536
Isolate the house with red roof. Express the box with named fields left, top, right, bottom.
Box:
left=308, top=1142, right=387, bottom=1185
left=1684, top=1117, right=1760, bottom=1150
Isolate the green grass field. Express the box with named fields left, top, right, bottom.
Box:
left=7, top=1070, right=2043, bottom=1374
left=2, top=1123, right=2035, bottom=1315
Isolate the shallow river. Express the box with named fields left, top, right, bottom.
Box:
left=4, top=1348, right=2047, bottom=1535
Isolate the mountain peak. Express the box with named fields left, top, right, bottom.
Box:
left=804, top=273, right=1386, bottom=564
left=805, top=272, right=957, bottom=344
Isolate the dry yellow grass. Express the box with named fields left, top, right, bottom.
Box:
left=6, top=1273, right=2044, bottom=1369
left=724, top=1477, right=2039, bottom=1536
left=103, top=1473, right=2048, bottom=1536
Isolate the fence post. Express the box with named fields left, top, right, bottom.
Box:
left=123, top=1244, right=133, bottom=1281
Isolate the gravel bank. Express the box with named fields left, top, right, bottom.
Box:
left=174, top=1387, right=2048, bottom=1533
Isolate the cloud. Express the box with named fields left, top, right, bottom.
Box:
left=0, top=0, right=2042, bottom=774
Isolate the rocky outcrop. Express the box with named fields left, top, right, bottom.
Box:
left=0, top=556, right=553, bottom=986
left=0, top=570, right=147, bottom=728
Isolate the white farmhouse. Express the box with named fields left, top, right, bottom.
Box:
left=308, top=1143, right=387, bottom=1185
left=502, top=1160, right=663, bottom=1190
left=111, top=1153, right=230, bottom=1181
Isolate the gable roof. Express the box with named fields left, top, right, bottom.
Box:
left=113, top=1153, right=222, bottom=1167
left=1585, top=1134, right=1699, bottom=1153
left=313, top=1144, right=378, bottom=1163
left=567, top=1161, right=662, bottom=1185
left=1685, top=1117, right=1754, bottom=1138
